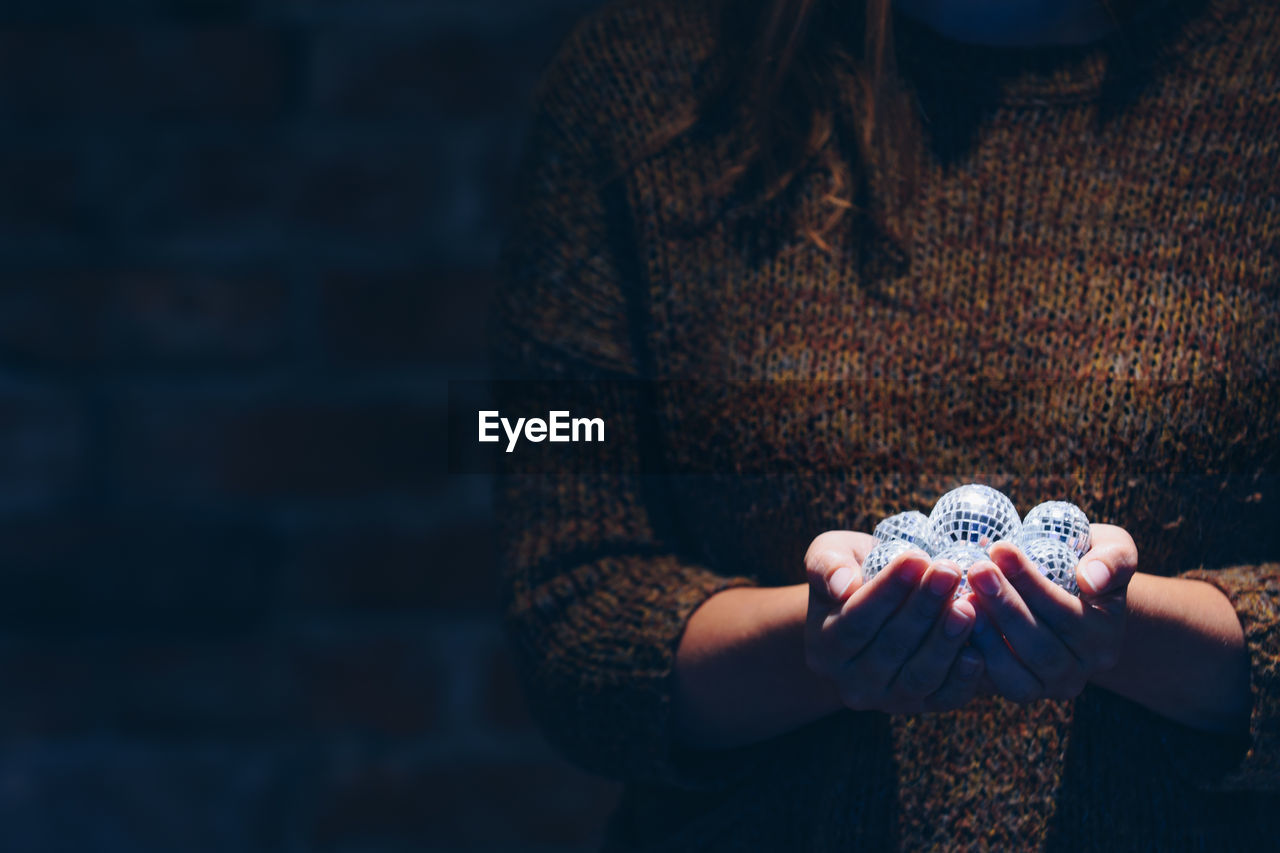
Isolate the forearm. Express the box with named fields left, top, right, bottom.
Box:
left=673, top=584, right=844, bottom=749
left=1090, top=572, right=1250, bottom=734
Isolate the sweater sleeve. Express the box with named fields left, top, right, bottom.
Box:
left=488, top=50, right=766, bottom=791
left=1150, top=562, right=1280, bottom=792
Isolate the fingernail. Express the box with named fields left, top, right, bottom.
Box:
left=829, top=567, right=855, bottom=599
left=971, top=567, right=1001, bottom=595
left=900, top=555, right=928, bottom=583
left=929, top=567, right=959, bottom=596
left=995, top=550, right=1022, bottom=577
left=959, top=652, right=982, bottom=677
left=943, top=603, right=971, bottom=638
left=1080, top=560, right=1110, bottom=593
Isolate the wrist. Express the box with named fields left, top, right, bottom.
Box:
left=1089, top=573, right=1250, bottom=734
left=674, top=583, right=843, bottom=748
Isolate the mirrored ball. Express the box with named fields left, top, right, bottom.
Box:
left=929, top=483, right=1021, bottom=550
left=1017, top=501, right=1091, bottom=558
left=1018, top=537, right=1081, bottom=596
left=933, top=542, right=990, bottom=599
left=860, top=539, right=918, bottom=585
left=873, top=510, right=944, bottom=556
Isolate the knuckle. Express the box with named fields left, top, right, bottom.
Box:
left=808, top=531, right=837, bottom=551
left=990, top=586, right=1013, bottom=609
left=835, top=617, right=875, bottom=653
left=1093, top=647, right=1121, bottom=672
left=926, top=681, right=971, bottom=713
left=805, top=534, right=838, bottom=567
left=806, top=552, right=843, bottom=581
left=896, top=664, right=936, bottom=699
left=838, top=681, right=871, bottom=711
left=954, top=653, right=983, bottom=682
left=912, top=590, right=945, bottom=619
left=817, top=548, right=847, bottom=568
left=1022, top=643, right=1063, bottom=675
left=977, top=581, right=1008, bottom=610
left=1099, top=539, right=1137, bottom=572
left=1047, top=660, right=1077, bottom=685
left=874, top=633, right=912, bottom=665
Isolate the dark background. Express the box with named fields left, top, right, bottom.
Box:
left=0, top=1, right=619, bottom=850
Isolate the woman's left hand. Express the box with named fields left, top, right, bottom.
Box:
left=965, top=523, right=1138, bottom=703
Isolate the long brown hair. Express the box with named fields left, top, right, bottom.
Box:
left=635, top=0, right=918, bottom=254
left=636, top=0, right=1129, bottom=254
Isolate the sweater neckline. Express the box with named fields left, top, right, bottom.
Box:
left=889, top=0, right=1244, bottom=107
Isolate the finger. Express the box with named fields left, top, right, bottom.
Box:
left=1075, top=525, right=1138, bottom=596
left=968, top=603, right=1043, bottom=703
left=1086, top=523, right=1137, bottom=555
left=855, top=560, right=963, bottom=687
left=847, top=532, right=878, bottom=566
left=825, top=549, right=930, bottom=657
left=890, top=596, right=976, bottom=701
left=967, top=559, right=1082, bottom=686
left=975, top=671, right=999, bottom=697
left=988, top=541, right=1116, bottom=664
left=806, top=530, right=880, bottom=606
left=988, top=541, right=1085, bottom=630
left=806, top=565, right=861, bottom=677
left=805, top=532, right=874, bottom=676
left=923, top=648, right=986, bottom=712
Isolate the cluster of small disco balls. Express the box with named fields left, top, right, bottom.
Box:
left=862, top=484, right=1092, bottom=598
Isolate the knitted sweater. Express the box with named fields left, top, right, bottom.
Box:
left=492, top=0, right=1280, bottom=848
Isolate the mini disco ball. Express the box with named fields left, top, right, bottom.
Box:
left=873, top=510, right=944, bottom=556
left=929, top=484, right=1021, bottom=549
left=1019, top=537, right=1081, bottom=596
left=1016, top=501, right=1091, bottom=557
left=860, top=539, right=917, bottom=585
left=932, top=542, right=990, bottom=599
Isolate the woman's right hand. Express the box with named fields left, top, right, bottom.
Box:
left=804, top=531, right=985, bottom=713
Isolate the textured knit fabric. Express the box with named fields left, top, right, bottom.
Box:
left=492, top=0, right=1280, bottom=849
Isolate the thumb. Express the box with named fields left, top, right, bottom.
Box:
left=823, top=565, right=860, bottom=603
left=805, top=531, right=872, bottom=606
left=1076, top=541, right=1138, bottom=596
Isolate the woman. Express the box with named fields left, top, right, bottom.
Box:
left=492, top=0, right=1280, bottom=848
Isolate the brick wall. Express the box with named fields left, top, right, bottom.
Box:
left=0, top=1, right=619, bottom=850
